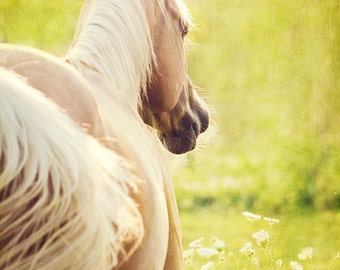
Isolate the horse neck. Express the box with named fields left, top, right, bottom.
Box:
left=66, top=0, right=153, bottom=106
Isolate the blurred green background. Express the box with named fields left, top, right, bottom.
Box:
left=1, top=0, right=339, bottom=268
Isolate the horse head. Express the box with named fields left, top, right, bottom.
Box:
left=140, top=0, right=209, bottom=154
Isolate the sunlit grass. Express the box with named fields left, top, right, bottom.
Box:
left=181, top=0, right=339, bottom=212
left=181, top=211, right=340, bottom=269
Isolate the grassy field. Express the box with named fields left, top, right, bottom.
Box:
left=180, top=211, right=340, bottom=269
left=1, top=0, right=339, bottom=269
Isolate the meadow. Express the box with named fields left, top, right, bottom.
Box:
left=1, top=0, right=339, bottom=269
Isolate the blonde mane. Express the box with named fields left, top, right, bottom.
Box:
left=67, top=0, right=153, bottom=106
left=0, top=69, right=142, bottom=270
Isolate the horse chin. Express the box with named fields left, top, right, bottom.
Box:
left=159, top=132, right=197, bottom=154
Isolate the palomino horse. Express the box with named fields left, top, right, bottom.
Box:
left=0, top=0, right=209, bottom=269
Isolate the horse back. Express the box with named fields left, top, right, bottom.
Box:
left=0, top=44, right=103, bottom=136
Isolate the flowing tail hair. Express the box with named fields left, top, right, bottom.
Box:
left=0, top=68, right=143, bottom=270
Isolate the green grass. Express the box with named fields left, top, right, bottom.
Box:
left=1, top=0, right=339, bottom=268
left=182, top=0, right=339, bottom=212
left=180, top=211, right=340, bottom=269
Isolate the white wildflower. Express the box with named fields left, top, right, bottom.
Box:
left=239, top=242, right=252, bottom=254
left=201, top=261, right=214, bottom=270
left=252, top=229, right=270, bottom=249
left=263, top=216, right=280, bottom=225
left=212, top=237, right=225, bottom=251
left=276, top=258, right=283, bottom=267
left=183, top=248, right=194, bottom=260
left=189, top=237, right=204, bottom=248
left=290, top=261, right=303, bottom=270
left=242, top=211, right=262, bottom=222
left=297, top=247, right=313, bottom=261
left=239, top=242, right=256, bottom=259
left=197, top=247, right=219, bottom=258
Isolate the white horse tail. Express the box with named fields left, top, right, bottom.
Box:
left=0, top=68, right=143, bottom=270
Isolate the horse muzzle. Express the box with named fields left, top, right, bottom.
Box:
left=159, top=108, right=209, bottom=154
left=140, top=82, right=210, bottom=154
